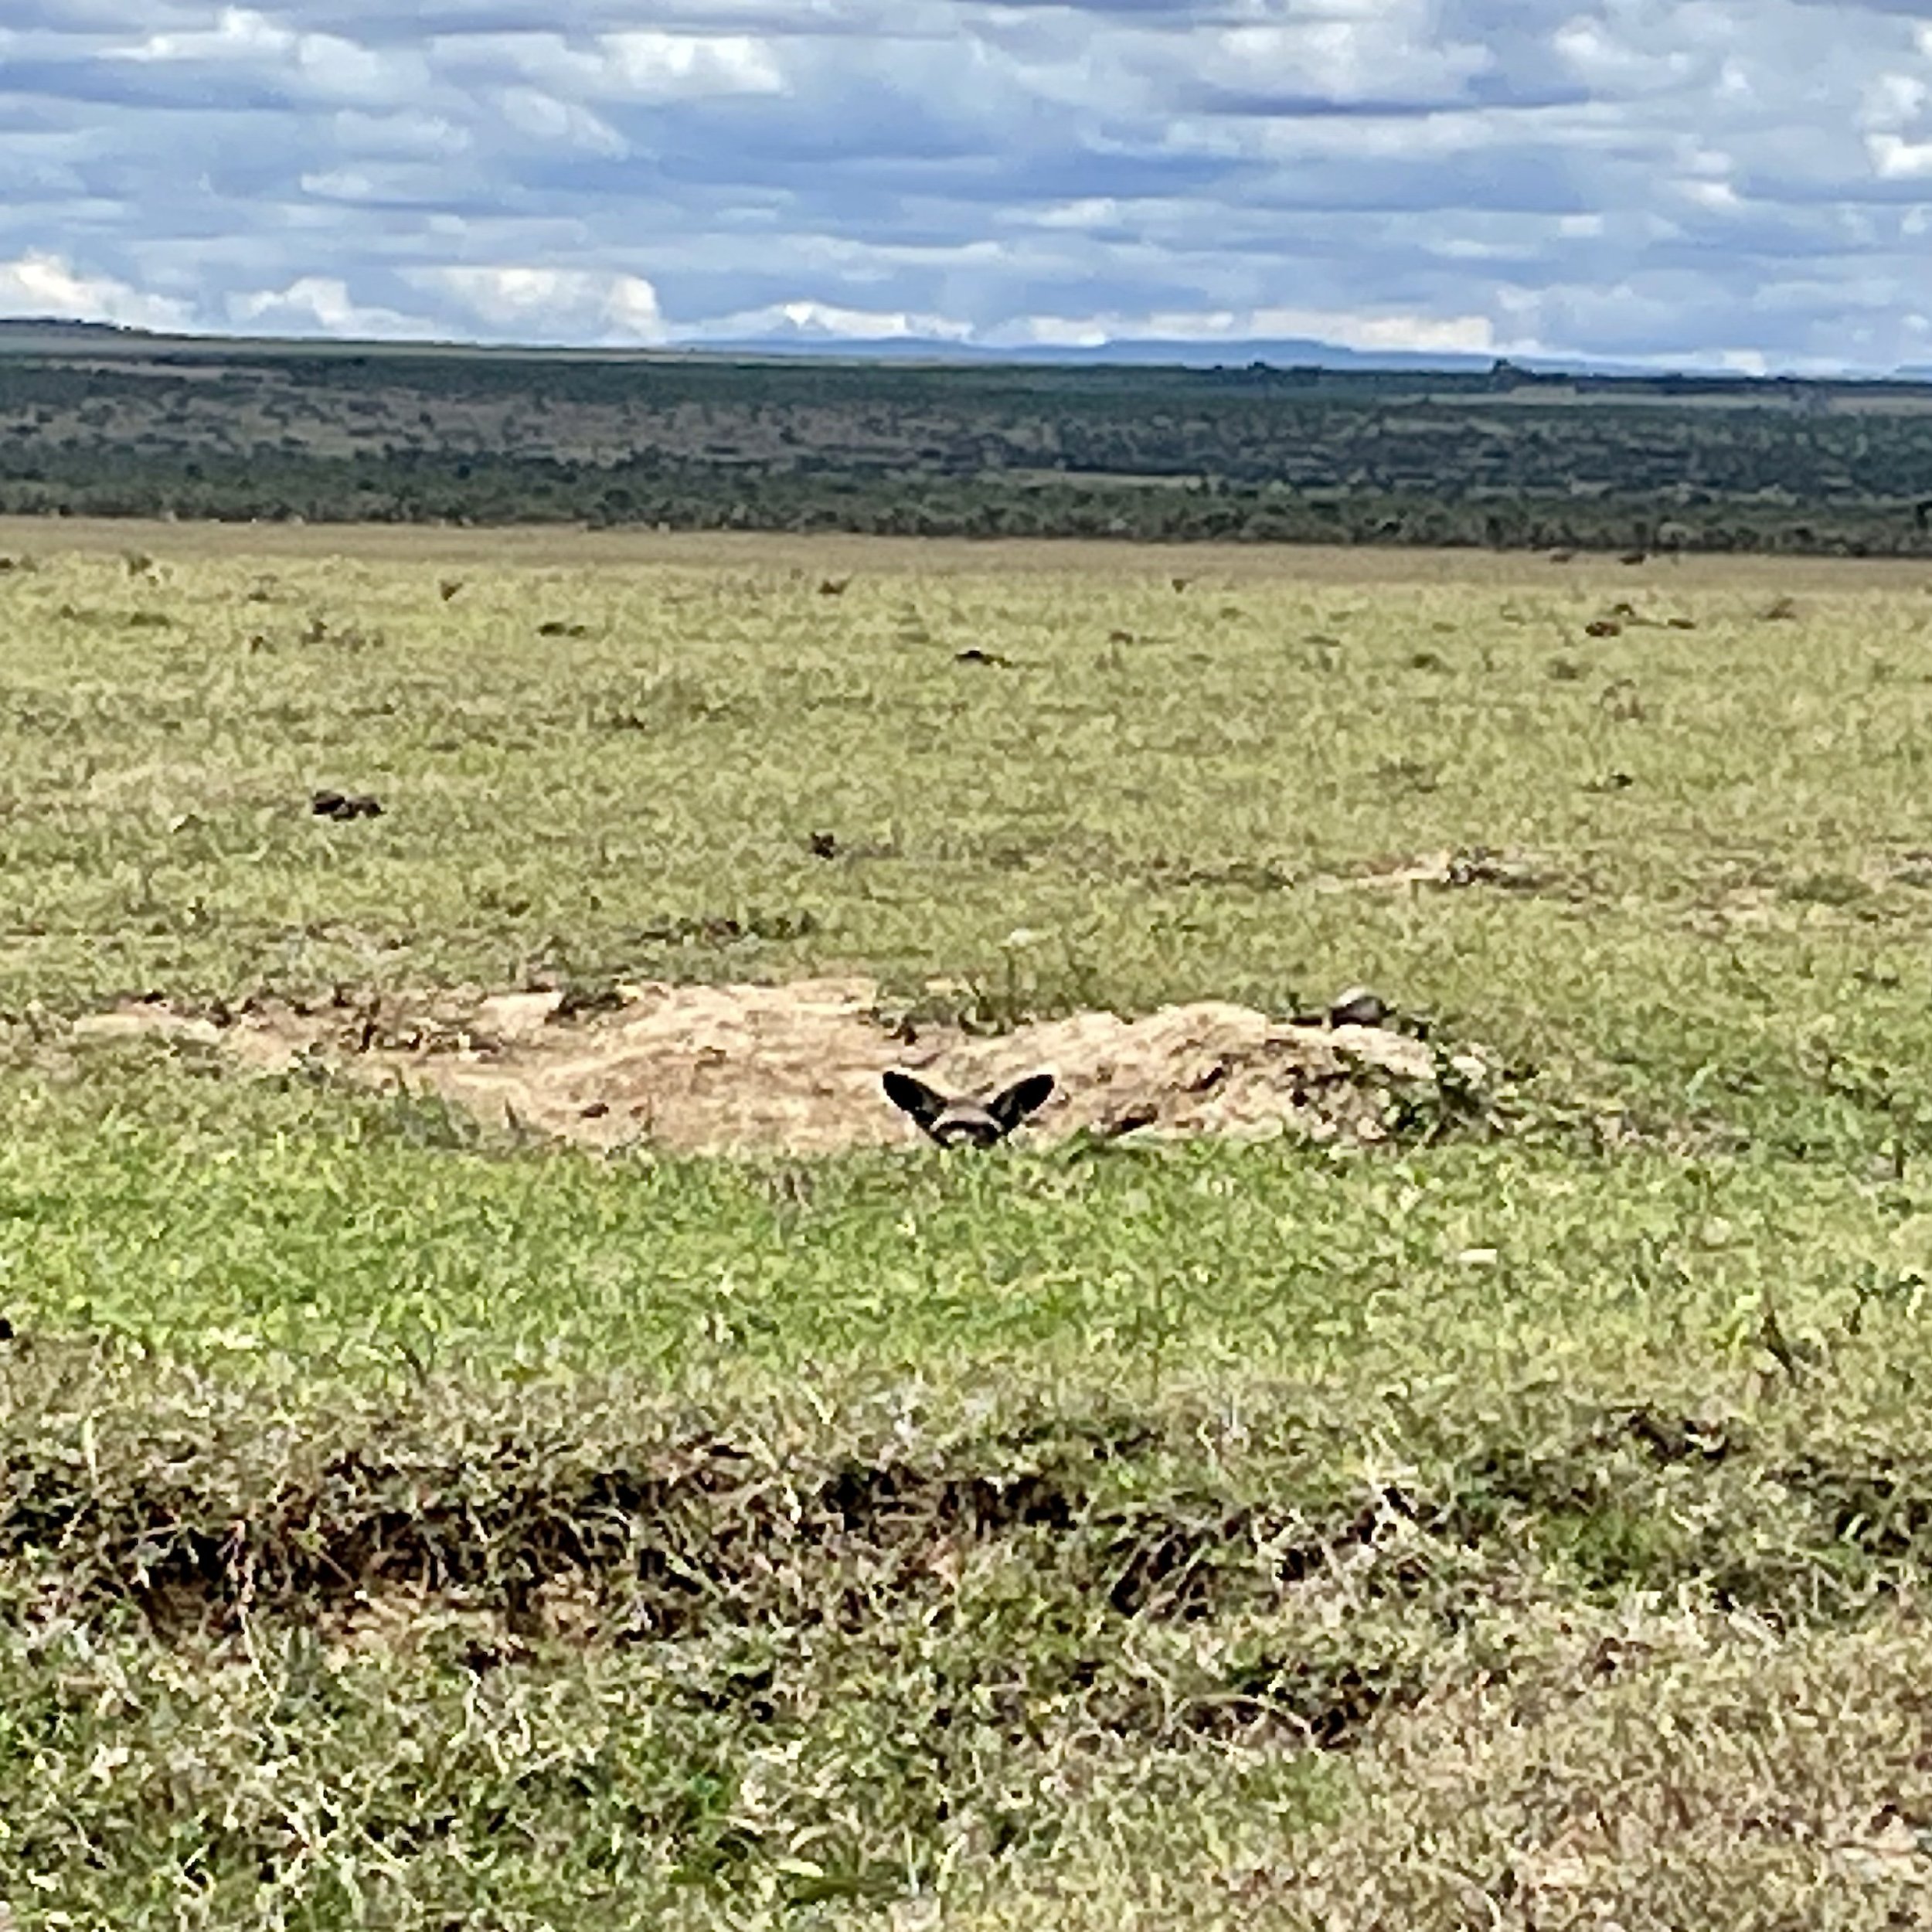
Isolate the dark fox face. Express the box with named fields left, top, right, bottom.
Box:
left=883, top=1070, right=1056, bottom=1148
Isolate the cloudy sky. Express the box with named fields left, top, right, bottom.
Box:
left=2, top=1, right=1930, bottom=372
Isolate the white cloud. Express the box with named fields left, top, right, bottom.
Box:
left=1551, top=15, right=1707, bottom=92
left=297, top=162, right=460, bottom=202
left=417, top=265, right=668, bottom=343
left=331, top=108, right=470, bottom=157
left=597, top=30, right=784, bottom=99
left=3, top=0, right=1931, bottom=372
left=107, top=6, right=427, bottom=104
left=0, top=249, right=192, bottom=331
left=990, top=302, right=1497, bottom=357
left=694, top=297, right=975, bottom=341
left=427, top=26, right=784, bottom=101
left=1000, top=314, right=1110, bottom=349
left=495, top=87, right=629, bottom=155
left=1682, top=176, right=1743, bottom=210
left=111, top=7, right=296, bottom=65
left=227, top=274, right=433, bottom=336
left=1859, top=72, right=1927, bottom=131
left=1194, top=8, right=1495, bottom=101
left=1869, top=133, right=1932, bottom=179
left=1031, top=198, right=1125, bottom=231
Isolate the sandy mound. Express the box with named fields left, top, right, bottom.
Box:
left=71, top=978, right=1499, bottom=1156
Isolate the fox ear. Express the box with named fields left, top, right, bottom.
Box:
left=988, top=1072, right=1056, bottom=1134
left=883, top=1070, right=950, bottom=1129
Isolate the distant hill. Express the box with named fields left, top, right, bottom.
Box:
left=687, top=329, right=1505, bottom=374
left=3, top=313, right=1930, bottom=384
left=0, top=317, right=162, bottom=349
left=0, top=315, right=1502, bottom=372
left=0, top=316, right=143, bottom=335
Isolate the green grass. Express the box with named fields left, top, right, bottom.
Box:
left=2, top=1053, right=1927, bottom=1397
left=5, top=528, right=1932, bottom=1926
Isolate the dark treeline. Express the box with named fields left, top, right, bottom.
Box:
left=1, top=342, right=1930, bottom=554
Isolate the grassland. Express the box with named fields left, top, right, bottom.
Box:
left=5, top=522, right=1932, bottom=1926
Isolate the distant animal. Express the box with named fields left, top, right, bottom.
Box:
left=883, top=1070, right=1056, bottom=1148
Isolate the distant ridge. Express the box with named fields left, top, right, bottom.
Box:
left=0, top=315, right=1499, bottom=371
left=0, top=314, right=1927, bottom=384
left=688, top=331, right=1502, bottom=374
left=0, top=316, right=145, bottom=333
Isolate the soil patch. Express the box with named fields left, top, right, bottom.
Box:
left=71, top=978, right=1500, bottom=1156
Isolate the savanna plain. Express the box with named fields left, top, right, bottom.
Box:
left=7, top=522, right=1932, bottom=1928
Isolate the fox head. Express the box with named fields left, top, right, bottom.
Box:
left=882, top=1070, right=1056, bottom=1148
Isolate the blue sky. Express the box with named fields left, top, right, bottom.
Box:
left=2, top=1, right=1930, bottom=371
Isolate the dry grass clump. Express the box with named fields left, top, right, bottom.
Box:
left=954, top=1611, right=1932, bottom=1931
left=12, top=1356, right=1932, bottom=1924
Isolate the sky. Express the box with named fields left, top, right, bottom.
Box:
left=2, top=1, right=1930, bottom=372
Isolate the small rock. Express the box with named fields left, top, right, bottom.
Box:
left=1328, top=986, right=1393, bottom=1029
left=476, top=989, right=566, bottom=1040
left=809, top=831, right=838, bottom=859
left=73, top=1010, right=222, bottom=1046
left=312, top=791, right=383, bottom=821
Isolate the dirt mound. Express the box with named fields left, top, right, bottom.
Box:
left=71, top=978, right=1499, bottom=1156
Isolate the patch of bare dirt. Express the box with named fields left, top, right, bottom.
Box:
left=70, top=978, right=1499, bottom=1156
left=1313, top=845, right=1557, bottom=896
